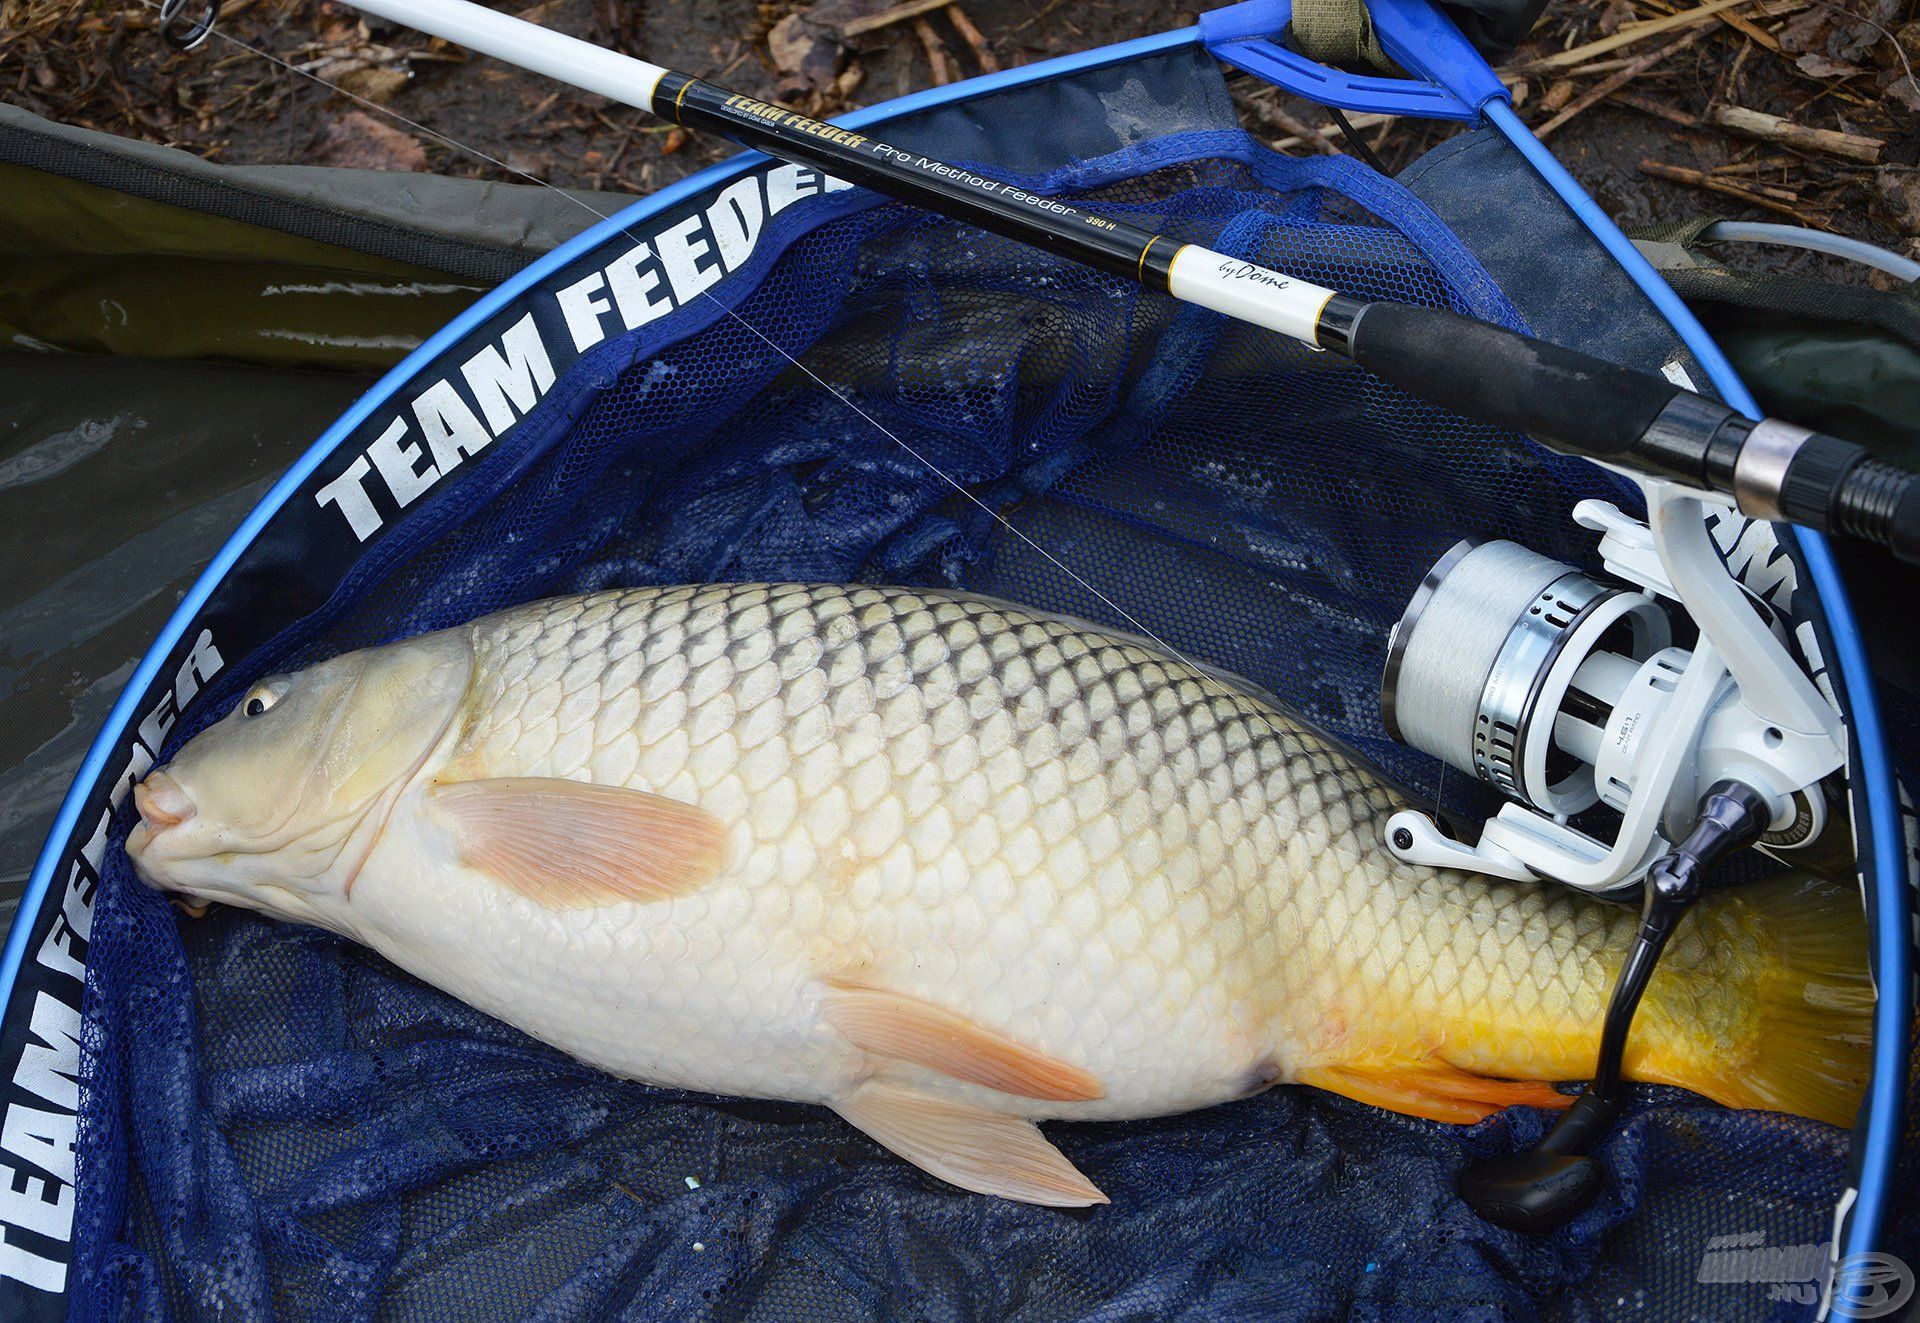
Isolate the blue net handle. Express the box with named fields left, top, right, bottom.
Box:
left=1200, top=0, right=1510, bottom=120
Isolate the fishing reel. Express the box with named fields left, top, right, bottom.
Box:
left=1380, top=501, right=1844, bottom=895
left=1380, top=485, right=1849, bottom=1233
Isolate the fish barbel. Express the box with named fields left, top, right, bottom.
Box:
left=127, top=583, right=1870, bottom=1205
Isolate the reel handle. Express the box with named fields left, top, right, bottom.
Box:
left=1457, top=780, right=1772, bottom=1234
left=1339, top=303, right=1920, bottom=565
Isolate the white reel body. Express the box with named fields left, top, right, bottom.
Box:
left=1381, top=486, right=1845, bottom=893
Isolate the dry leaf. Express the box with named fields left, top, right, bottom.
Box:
left=1825, top=0, right=1897, bottom=63
left=767, top=13, right=817, bottom=72
left=1597, top=0, right=1635, bottom=36
left=335, top=65, right=409, bottom=104
left=311, top=110, right=425, bottom=171
left=1776, top=7, right=1831, bottom=54
left=503, top=150, right=550, bottom=178
left=1880, top=22, right=1920, bottom=73
left=1795, top=52, right=1867, bottom=79
left=1866, top=265, right=1914, bottom=293
left=1874, top=166, right=1920, bottom=237
left=815, top=0, right=902, bottom=48
left=1780, top=0, right=1897, bottom=64
left=767, top=9, right=844, bottom=97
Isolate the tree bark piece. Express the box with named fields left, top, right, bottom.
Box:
left=842, top=0, right=961, bottom=39
left=914, top=17, right=955, bottom=85
left=1613, top=90, right=1701, bottom=126
left=1640, top=157, right=1815, bottom=220
left=1515, top=0, right=1802, bottom=73
left=1715, top=7, right=1781, bottom=51
left=1265, top=105, right=1342, bottom=154
left=1707, top=105, right=1884, bottom=164
left=1267, top=107, right=1385, bottom=154
left=1534, top=27, right=1711, bottom=138
left=947, top=6, right=999, bottom=72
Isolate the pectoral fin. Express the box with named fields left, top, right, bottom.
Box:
left=429, top=777, right=728, bottom=908
left=1296, top=1061, right=1573, bottom=1125
left=834, top=1079, right=1107, bottom=1207
left=822, top=981, right=1104, bottom=1102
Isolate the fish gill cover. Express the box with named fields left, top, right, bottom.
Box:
left=46, top=103, right=1863, bottom=1323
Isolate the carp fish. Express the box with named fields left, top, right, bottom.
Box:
left=127, top=583, right=1871, bottom=1206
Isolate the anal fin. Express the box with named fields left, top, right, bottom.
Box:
left=834, top=1080, right=1106, bottom=1207
left=1296, top=1061, right=1573, bottom=1125
left=821, top=980, right=1104, bottom=1102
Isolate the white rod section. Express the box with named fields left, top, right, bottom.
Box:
left=344, top=0, right=667, bottom=108
left=334, top=0, right=1342, bottom=349
left=1168, top=249, right=1338, bottom=346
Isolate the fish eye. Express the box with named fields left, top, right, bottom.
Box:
left=241, top=684, right=281, bottom=718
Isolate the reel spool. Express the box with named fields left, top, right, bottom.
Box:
left=1378, top=503, right=1840, bottom=894
left=1382, top=540, right=1672, bottom=821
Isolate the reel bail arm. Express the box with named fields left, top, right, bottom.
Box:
left=1456, top=779, right=1773, bottom=1233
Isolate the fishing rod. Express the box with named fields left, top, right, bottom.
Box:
left=278, top=0, right=1919, bottom=566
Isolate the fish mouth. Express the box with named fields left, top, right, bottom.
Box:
left=134, top=769, right=196, bottom=831
left=128, top=769, right=196, bottom=873
left=127, top=770, right=214, bottom=915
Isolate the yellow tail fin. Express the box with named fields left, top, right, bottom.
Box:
left=1651, top=875, right=1874, bottom=1129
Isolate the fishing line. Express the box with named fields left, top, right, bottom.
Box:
left=148, top=3, right=1257, bottom=703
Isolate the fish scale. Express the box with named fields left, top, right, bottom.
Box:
left=128, top=581, right=1873, bottom=1205
left=416, top=584, right=1327, bottom=1119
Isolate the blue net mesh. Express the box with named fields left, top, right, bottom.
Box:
left=71, top=135, right=1852, bottom=1320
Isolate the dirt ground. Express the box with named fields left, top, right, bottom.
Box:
left=4, top=0, right=1918, bottom=273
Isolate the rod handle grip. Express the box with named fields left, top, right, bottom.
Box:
left=1345, top=303, right=1920, bottom=565
left=1343, top=302, right=1682, bottom=459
